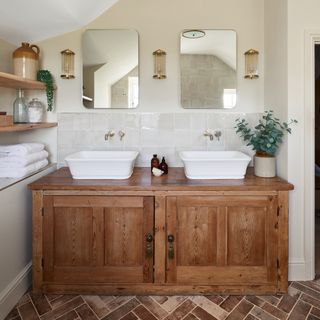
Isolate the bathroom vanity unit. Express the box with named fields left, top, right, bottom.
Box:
left=29, top=167, right=293, bottom=295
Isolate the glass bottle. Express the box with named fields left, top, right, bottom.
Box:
left=159, top=157, right=168, bottom=174
left=151, top=154, right=160, bottom=172
left=13, top=89, right=28, bottom=123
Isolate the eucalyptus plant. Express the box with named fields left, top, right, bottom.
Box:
left=37, top=69, right=54, bottom=111
left=235, top=110, right=297, bottom=156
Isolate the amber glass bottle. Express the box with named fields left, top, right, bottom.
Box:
left=151, top=154, right=160, bottom=172
left=159, top=157, right=168, bottom=174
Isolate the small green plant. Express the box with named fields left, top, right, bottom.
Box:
left=235, top=110, right=297, bottom=156
left=37, top=70, right=54, bottom=111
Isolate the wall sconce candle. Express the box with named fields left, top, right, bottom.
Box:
left=61, top=49, right=75, bottom=79
left=244, top=49, right=259, bottom=79
left=153, top=49, right=166, bottom=79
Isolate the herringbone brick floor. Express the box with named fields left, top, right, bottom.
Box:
left=6, top=281, right=320, bottom=320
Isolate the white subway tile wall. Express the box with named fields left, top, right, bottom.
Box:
left=57, top=113, right=260, bottom=167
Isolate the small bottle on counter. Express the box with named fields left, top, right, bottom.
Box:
left=159, top=157, right=168, bottom=174
left=151, top=154, right=160, bottom=172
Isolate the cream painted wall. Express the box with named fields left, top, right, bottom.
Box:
left=37, top=0, right=265, bottom=115
left=264, top=0, right=288, bottom=179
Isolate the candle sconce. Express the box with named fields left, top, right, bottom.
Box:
left=61, top=49, right=75, bottom=79
left=153, top=49, right=166, bottom=79
left=244, top=49, right=259, bottom=79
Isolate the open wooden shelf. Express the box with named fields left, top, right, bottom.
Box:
left=0, top=71, right=56, bottom=90
left=0, top=122, right=57, bottom=132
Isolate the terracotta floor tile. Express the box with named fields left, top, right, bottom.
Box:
left=41, top=297, right=84, bottom=320
left=190, top=296, right=227, bottom=320
left=119, top=312, right=138, bottom=320
left=225, top=300, right=253, bottom=320
left=165, top=299, right=196, bottom=320
left=83, top=296, right=109, bottom=318
left=192, top=307, right=218, bottom=320
left=75, top=304, right=98, bottom=320
left=250, top=306, right=277, bottom=320
left=29, top=293, right=52, bottom=315
left=133, top=305, right=158, bottom=320
left=288, top=300, right=312, bottom=320
left=102, top=298, right=140, bottom=320
left=18, top=302, right=39, bottom=320
left=137, top=296, right=168, bottom=319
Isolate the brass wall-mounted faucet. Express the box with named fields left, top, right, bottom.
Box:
left=104, top=130, right=115, bottom=140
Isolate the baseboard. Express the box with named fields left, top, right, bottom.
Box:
left=0, top=262, right=32, bottom=320
left=289, top=259, right=312, bottom=281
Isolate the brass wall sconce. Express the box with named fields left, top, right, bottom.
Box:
left=61, top=49, right=75, bottom=79
left=153, top=49, right=166, bottom=79
left=244, top=49, right=259, bottom=79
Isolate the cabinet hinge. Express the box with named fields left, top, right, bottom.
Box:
left=41, top=258, right=44, bottom=268
left=277, top=258, right=280, bottom=269
left=41, top=208, right=44, bottom=216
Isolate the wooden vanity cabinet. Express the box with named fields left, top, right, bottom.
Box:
left=41, top=195, right=154, bottom=285
left=30, top=167, right=292, bottom=295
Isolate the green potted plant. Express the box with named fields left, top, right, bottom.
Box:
left=37, top=70, right=54, bottom=111
left=235, top=110, right=297, bottom=177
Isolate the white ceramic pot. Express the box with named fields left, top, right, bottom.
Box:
left=254, top=154, right=276, bottom=178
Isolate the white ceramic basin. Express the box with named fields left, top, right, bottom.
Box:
left=65, top=151, right=139, bottom=179
left=179, top=151, right=251, bottom=179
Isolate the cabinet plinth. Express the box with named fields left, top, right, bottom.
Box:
left=29, top=167, right=293, bottom=295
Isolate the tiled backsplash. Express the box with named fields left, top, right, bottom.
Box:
left=58, top=112, right=261, bottom=167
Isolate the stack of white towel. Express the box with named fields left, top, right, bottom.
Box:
left=0, top=143, right=49, bottom=178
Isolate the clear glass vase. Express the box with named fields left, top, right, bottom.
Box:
left=13, top=89, right=28, bottom=123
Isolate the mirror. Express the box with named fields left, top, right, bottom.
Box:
left=82, top=29, right=139, bottom=109
left=180, top=29, right=237, bottom=109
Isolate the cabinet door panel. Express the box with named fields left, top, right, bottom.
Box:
left=43, top=195, right=154, bottom=284
left=105, top=207, right=143, bottom=266
left=166, top=196, right=278, bottom=286
left=54, top=207, right=93, bottom=266
left=177, top=206, right=217, bottom=266
left=227, top=206, right=266, bottom=266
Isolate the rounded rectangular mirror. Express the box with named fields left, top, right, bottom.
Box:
left=180, top=29, right=237, bottom=109
left=82, top=29, right=139, bottom=109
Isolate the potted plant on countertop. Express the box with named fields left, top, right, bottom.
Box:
left=235, top=110, right=297, bottom=177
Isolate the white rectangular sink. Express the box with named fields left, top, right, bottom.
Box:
left=179, top=151, right=251, bottom=179
left=65, top=151, right=139, bottom=179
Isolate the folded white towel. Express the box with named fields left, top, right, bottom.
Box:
left=0, top=159, right=48, bottom=178
left=0, top=143, right=45, bottom=156
left=0, top=150, right=49, bottom=168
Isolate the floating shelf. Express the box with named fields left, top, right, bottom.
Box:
left=0, top=163, right=57, bottom=191
left=0, top=71, right=56, bottom=90
left=0, top=122, right=57, bottom=133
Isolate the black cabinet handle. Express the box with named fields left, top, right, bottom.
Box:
left=168, top=234, right=174, bottom=259
left=145, top=233, right=153, bottom=258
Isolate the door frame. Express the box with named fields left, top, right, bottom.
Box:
left=304, top=30, right=318, bottom=279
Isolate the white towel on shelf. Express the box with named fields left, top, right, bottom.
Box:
left=0, top=143, right=45, bottom=156
left=0, top=150, right=49, bottom=168
left=0, top=159, right=49, bottom=178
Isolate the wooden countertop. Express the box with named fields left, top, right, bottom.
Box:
left=28, top=167, right=294, bottom=191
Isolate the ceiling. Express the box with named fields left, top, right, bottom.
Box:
left=180, top=30, right=237, bottom=70
left=0, top=0, right=118, bottom=45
